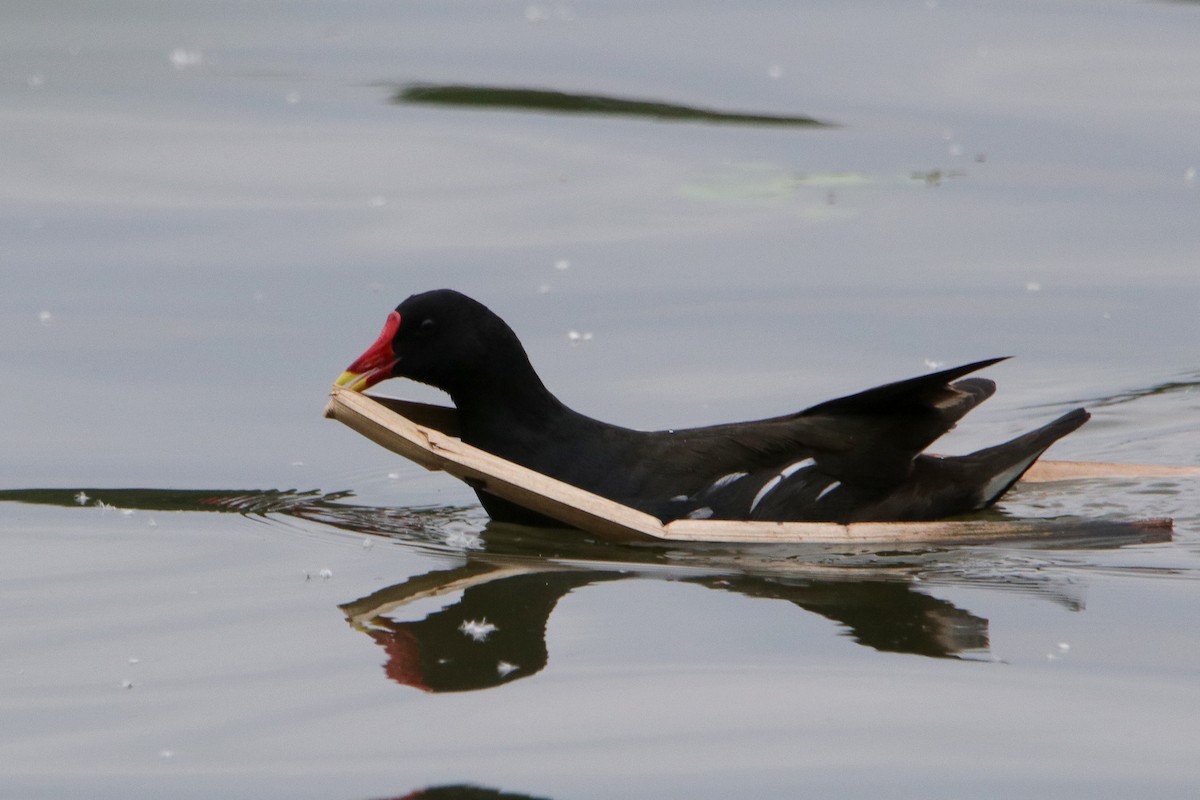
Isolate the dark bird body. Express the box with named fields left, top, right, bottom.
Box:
left=337, top=290, right=1089, bottom=526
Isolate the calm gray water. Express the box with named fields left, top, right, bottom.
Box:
left=3, top=1, right=1200, bottom=798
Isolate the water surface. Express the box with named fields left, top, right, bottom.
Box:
left=3, top=1, right=1200, bottom=797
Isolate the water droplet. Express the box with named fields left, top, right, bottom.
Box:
left=767, top=64, right=783, bottom=80
left=459, top=619, right=498, bottom=641
left=1025, top=281, right=1042, bottom=292
left=38, top=311, right=53, bottom=326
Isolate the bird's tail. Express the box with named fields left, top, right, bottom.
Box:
left=959, top=408, right=1091, bottom=509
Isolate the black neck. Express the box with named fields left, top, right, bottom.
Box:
left=449, top=356, right=573, bottom=448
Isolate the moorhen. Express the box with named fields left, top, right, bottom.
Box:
left=336, top=290, right=1088, bottom=525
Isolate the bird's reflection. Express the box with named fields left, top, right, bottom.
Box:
left=2, top=485, right=1160, bottom=694
left=341, top=553, right=988, bottom=693
left=344, top=564, right=626, bottom=692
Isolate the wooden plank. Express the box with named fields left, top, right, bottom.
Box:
left=663, top=517, right=1172, bottom=545
left=325, top=386, right=668, bottom=542
left=1022, top=459, right=1200, bottom=482
left=325, top=385, right=1176, bottom=545
left=323, top=389, right=449, bottom=472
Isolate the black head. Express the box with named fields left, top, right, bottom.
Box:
left=336, top=289, right=533, bottom=397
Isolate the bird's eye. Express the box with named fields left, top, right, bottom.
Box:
left=419, top=318, right=436, bottom=335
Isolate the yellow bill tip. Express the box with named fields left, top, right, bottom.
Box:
left=335, top=370, right=369, bottom=392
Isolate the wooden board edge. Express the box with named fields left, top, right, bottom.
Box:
left=664, top=516, right=1173, bottom=545
left=323, top=389, right=448, bottom=471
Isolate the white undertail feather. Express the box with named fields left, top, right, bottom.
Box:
left=979, top=452, right=1043, bottom=508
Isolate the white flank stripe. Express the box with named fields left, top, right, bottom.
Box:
left=686, top=506, right=714, bottom=519
left=706, top=471, right=748, bottom=494
left=749, top=476, right=782, bottom=513
left=781, top=458, right=816, bottom=478
left=749, top=458, right=817, bottom=513
left=816, top=481, right=841, bottom=501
